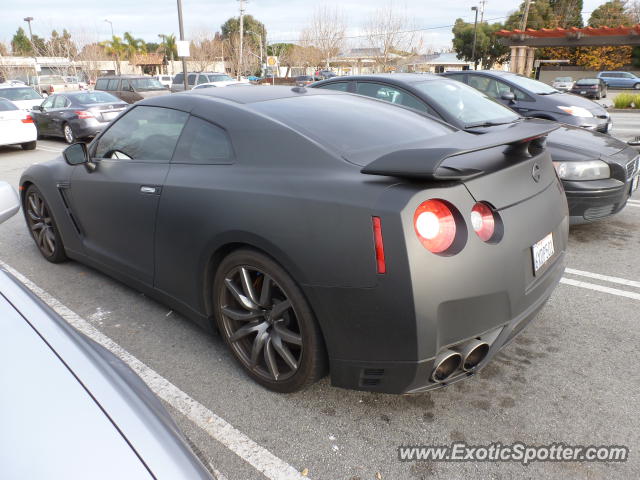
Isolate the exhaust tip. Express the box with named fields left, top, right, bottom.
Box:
left=431, top=350, right=462, bottom=382
left=461, top=341, right=490, bottom=371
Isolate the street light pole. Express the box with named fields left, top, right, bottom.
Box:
left=104, top=19, right=114, bottom=38
left=23, top=17, right=38, bottom=83
left=471, top=6, right=479, bottom=70
left=176, top=0, right=188, bottom=90
left=520, top=0, right=533, bottom=31
left=238, top=0, right=245, bottom=80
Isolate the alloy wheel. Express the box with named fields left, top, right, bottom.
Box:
left=219, top=266, right=303, bottom=382
left=25, top=190, right=57, bottom=257
left=64, top=124, right=75, bottom=143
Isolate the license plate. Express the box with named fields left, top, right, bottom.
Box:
left=580, top=91, right=586, bottom=94
left=102, top=111, right=119, bottom=121
left=532, top=233, right=555, bottom=274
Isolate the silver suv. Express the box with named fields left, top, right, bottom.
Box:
left=170, top=72, right=234, bottom=92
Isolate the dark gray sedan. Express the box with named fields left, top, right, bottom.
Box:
left=31, top=91, right=128, bottom=143
left=313, top=74, right=639, bottom=224
left=20, top=87, right=568, bottom=394
left=0, top=181, right=212, bottom=479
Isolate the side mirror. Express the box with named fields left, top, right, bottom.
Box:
left=0, top=181, right=20, bottom=225
left=63, top=142, right=96, bottom=172
left=33, top=105, right=43, bottom=111
left=500, top=91, right=516, bottom=102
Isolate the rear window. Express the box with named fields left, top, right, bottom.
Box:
left=206, top=74, right=233, bottom=82
left=575, top=79, right=599, bottom=85
left=250, top=95, right=454, bottom=162
left=38, top=76, right=65, bottom=84
left=554, top=77, right=572, bottom=82
left=74, top=92, right=120, bottom=104
left=0, top=87, right=42, bottom=101
left=0, top=99, right=18, bottom=111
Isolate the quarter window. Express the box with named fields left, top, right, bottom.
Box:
left=173, top=116, right=234, bottom=164
left=52, top=96, right=67, bottom=108
left=94, top=106, right=188, bottom=162
left=317, top=82, right=349, bottom=92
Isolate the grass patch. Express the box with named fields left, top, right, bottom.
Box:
left=613, top=93, right=640, bottom=109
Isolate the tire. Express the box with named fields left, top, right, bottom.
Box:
left=23, top=185, right=67, bottom=263
left=634, top=83, right=640, bottom=90
left=213, top=248, right=327, bottom=392
left=21, top=141, right=36, bottom=150
left=63, top=123, right=76, bottom=144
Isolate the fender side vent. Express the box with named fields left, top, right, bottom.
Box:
left=360, top=368, right=385, bottom=387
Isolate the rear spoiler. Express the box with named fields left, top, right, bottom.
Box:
left=361, top=119, right=558, bottom=181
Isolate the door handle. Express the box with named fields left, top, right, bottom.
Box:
left=140, top=186, right=160, bottom=194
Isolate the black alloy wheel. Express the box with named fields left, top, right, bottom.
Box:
left=24, top=185, right=67, bottom=262
left=214, top=249, right=326, bottom=392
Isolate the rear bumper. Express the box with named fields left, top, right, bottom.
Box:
left=69, top=119, right=104, bottom=139
left=0, top=124, right=37, bottom=146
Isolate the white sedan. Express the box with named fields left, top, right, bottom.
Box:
left=0, top=86, right=44, bottom=111
left=0, top=99, right=37, bottom=150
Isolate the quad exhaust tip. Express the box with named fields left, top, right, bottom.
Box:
left=431, top=349, right=462, bottom=383
left=456, top=339, right=490, bottom=371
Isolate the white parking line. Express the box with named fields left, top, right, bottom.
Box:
left=560, top=277, right=640, bottom=301
left=0, top=260, right=306, bottom=480
left=565, top=268, right=640, bottom=289
left=627, top=204, right=640, bottom=208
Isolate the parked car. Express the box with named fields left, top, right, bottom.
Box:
left=314, top=70, right=337, bottom=81
left=596, top=71, right=640, bottom=89
left=171, top=72, right=236, bottom=92
left=0, top=183, right=213, bottom=480
left=442, top=70, right=612, bottom=133
left=0, top=85, right=44, bottom=110
left=570, top=78, right=608, bottom=99
left=192, top=81, right=248, bottom=89
left=551, top=76, right=574, bottom=91
left=294, top=75, right=315, bottom=86
left=94, top=75, right=169, bottom=104
left=64, top=76, right=88, bottom=89
left=313, top=73, right=639, bottom=224
left=20, top=86, right=568, bottom=394
left=31, top=91, right=128, bottom=143
left=0, top=98, right=37, bottom=150
left=154, top=74, right=174, bottom=87
left=34, top=75, right=81, bottom=96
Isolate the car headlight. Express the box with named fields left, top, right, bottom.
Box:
left=557, top=106, right=594, bottom=118
left=553, top=160, right=610, bottom=180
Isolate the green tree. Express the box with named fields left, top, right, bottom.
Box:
left=505, top=0, right=555, bottom=29
left=588, top=0, right=634, bottom=27
left=101, top=35, right=127, bottom=75
left=221, top=15, right=267, bottom=75
left=11, top=27, right=33, bottom=56
left=158, top=34, right=178, bottom=60
left=549, top=0, right=584, bottom=27
left=452, top=19, right=509, bottom=69
left=123, top=32, right=147, bottom=60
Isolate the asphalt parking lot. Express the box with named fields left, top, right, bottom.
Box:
left=1, top=115, right=639, bottom=479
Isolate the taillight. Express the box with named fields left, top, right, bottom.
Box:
left=470, top=202, right=495, bottom=241
left=21, top=115, right=34, bottom=123
left=413, top=199, right=457, bottom=253
left=372, top=216, right=386, bottom=274
left=49, top=85, right=55, bottom=93
left=74, top=110, right=94, bottom=119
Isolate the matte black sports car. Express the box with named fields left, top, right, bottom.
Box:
left=20, top=87, right=569, bottom=394
left=313, top=74, right=640, bottom=224
left=31, top=91, right=128, bottom=143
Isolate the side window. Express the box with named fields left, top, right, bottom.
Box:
left=173, top=73, right=183, bottom=84
left=173, top=116, right=234, bottom=165
left=188, top=74, right=197, bottom=86
left=95, top=79, right=108, bottom=90
left=623, top=73, right=634, bottom=79
left=445, top=73, right=467, bottom=83
left=107, top=79, right=120, bottom=91
left=52, top=96, right=66, bottom=108
left=317, top=82, right=349, bottom=91
left=41, top=97, right=54, bottom=109
left=121, top=79, right=131, bottom=91
left=94, top=106, right=188, bottom=162
left=197, top=75, right=209, bottom=85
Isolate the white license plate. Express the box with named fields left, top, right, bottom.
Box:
left=580, top=91, right=586, bottom=94
left=532, top=233, right=555, bottom=274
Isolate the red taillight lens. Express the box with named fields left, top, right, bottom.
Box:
left=372, top=216, right=386, bottom=274
left=21, top=115, right=34, bottom=123
left=49, top=85, right=55, bottom=93
left=471, top=202, right=496, bottom=242
left=74, top=110, right=94, bottom=119
left=413, top=199, right=456, bottom=253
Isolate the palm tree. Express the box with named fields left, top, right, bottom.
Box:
left=123, top=32, right=147, bottom=60
left=101, top=35, right=126, bottom=75
left=158, top=34, right=178, bottom=74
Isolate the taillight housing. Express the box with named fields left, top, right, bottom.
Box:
left=372, top=217, right=386, bottom=274
left=49, top=85, right=55, bottom=93
left=470, top=202, right=502, bottom=243
left=21, top=115, right=34, bottom=124
left=74, top=110, right=94, bottom=119
left=413, top=199, right=460, bottom=254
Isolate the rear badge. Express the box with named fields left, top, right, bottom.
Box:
left=532, top=163, right=541, bottom=183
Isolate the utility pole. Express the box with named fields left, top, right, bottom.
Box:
left=23, top=17, right=38, bottom=84
left=238, top=0, right=245, bottom=80
left=176, top=0, right=188, bottom=90
left=479, top=0, right=487, bottom=23
left=520, top=0, right=533, bottom=30
left=471, top=6, right=479, bottom=70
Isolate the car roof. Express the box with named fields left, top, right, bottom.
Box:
left=97, top=75, right=151, bottom=79
left=185, top=85, right=341, bottom=104
left=318, top=73, right=442, bottom=84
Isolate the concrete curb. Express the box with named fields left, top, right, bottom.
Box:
left=607, top=108, right=640, bottom=113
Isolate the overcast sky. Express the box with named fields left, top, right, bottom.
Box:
left=2, top=0, right=605, bottom=51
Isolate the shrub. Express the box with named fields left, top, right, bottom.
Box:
left=613, top=93, right=640, bottom=109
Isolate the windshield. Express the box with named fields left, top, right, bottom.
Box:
left=504, top=74, right=558, bottom=94
left=575, top=79, right=599, bottom=85
left=206, top=74, right=233, bottom=82
left=0, top=87, right=42, bottom=101
left=131, top=78, right=165, bottom=90
left=38, top=76, right=65, bottom=84
left=414, top=80, right=519, bottom=128
left=74, top=91, right=121, bottom=104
